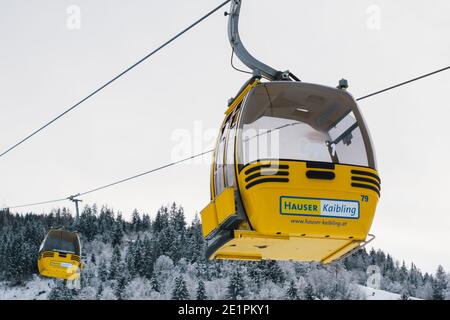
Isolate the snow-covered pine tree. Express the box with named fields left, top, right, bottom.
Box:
left=131, top=209, right=141, bottom=232
left=153, top=206, right=169, bottom=233
left=116, top=212, right=125, bottom=231
left=141, top=237, right=154, bottom=279
left=150, top=276, right=160, bottom=292
left=168, top=204, right=187, bottom=262
left=408, top=263, right=419, bottom=287
left=48, top=280, right=75, bottom=300
left=111, top=223, right=123, bottom=247
left=247, top=262, right=263, bottom=288
left=78, top=205, right=97, bottom=241
left=227, top=270, right=246, bottom=300
left=400, top=290, right=410, bottom=300
left=142, top=214, right=151, bottom=230
left=98, top=206, right=115, bottom=242
left=384, top=254, right=396, bottom=282
left=109, top=246, right=121, bottom=280
left=170, top=203, right=186, bottom=234
left=125, top=242, right=137, bottom=278
left=154, top=255, right=174, bottom=287
left=172, top=275, right=189, bottom=300
left=115, top=274, right=128, bottom=300
left=196, top=280, right=207, bottom=300
left=90, top=253, right=96, bottom=265
left=304, top=283, right=315, bottom=300
left=98, top=259, right=108, bottom=282
left=432, top=265, right=448, bottom=300
left=96, top=282, right=104, bottom=299
left=399, top=261, right=408, bottom=283
left=286, top=280, right=299, bottom=300
left=261, top=260, right=285, bottom=284
left=132, top=239, right=144, bottom=277
left=416, top=277, right=434, bottom=299
left=186, top=215, right=205, bottom=263
left=4, top=233, right=29, bottom=285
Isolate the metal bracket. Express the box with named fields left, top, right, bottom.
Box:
left=337, top=78, right=349, bottom=90
left=68, top=194, right=82, bottom=223
left=330, top=234, right=376, bottom=265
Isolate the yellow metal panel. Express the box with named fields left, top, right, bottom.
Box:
left=236, top=161, right=379, bottom=240
left=203, top=160, right=380, bottom=263
left=224, top=80, right=260, bottom=116
left=209, top=230, right=360, bottom=263
left=200, top=202, right=218, bottom=238
left=38, top=252, right=82, bottom=280
left=321, top=241, right=362, bottom=264
left=215, top=253, right=262, bottom=261
left=215, top=187, right=236, bottom=225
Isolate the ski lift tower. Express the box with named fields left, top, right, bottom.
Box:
left=68, top=194, right=82, bottom=223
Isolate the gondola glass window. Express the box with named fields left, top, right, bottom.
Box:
left=225, top=111, right=239, bottom=187
left=214, top=110, right=241, bottom=195
left=39, top=230, right=80, bottom=255
left=237, top=82, right=376, bottom=169
left=214, top=122, right=229, bottom=195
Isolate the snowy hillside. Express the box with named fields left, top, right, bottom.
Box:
left=0, top=204, right=449, bottom=300
left=0, top=276, right=52, bottom=300
left=358, top=285, right=421, bottom=300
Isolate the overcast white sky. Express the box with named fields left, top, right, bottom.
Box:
left=1, top=0, right=449, bottom=274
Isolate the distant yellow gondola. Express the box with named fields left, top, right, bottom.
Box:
left=38, top=229, right=84, bottom=280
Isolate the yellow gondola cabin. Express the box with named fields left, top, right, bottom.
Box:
left=38, top=229, right=83, bottom=280
left=201, top=79, right=379, bottom=263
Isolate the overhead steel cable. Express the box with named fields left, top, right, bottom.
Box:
left=2, top=65, right=450, bottom=211
left=0, top=0, right=231, bottom=160
left=76, top=149, right=214, bottom=197
left=356, top=66, right=450, bottom=101
left=6, top=197, right=69, bottom=210
left=1, top=149, right=214, bottom=211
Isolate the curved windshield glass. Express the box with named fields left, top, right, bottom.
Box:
left=42, top=230, right=80, bottom=255
left=237, top=82, right=376, bottom=169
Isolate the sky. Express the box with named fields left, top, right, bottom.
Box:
left=1, top=0, right=449, bottom=274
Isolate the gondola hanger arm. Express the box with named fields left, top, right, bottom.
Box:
left=227, top=0, right=292, bottom=81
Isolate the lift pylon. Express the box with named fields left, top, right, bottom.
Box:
left=68, top=194, right=82, bottom=223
